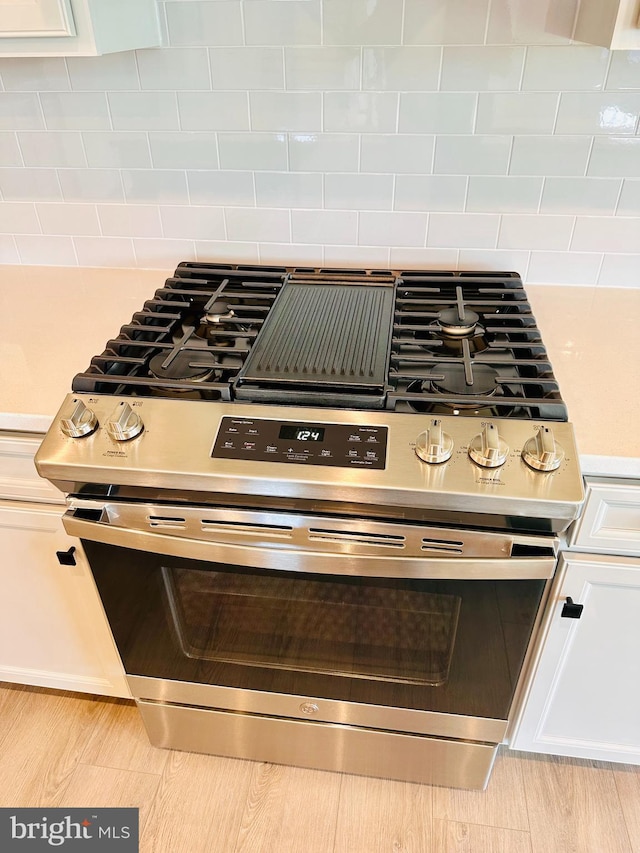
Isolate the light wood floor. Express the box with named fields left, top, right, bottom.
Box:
left=1, top=683, right=638, bottom=853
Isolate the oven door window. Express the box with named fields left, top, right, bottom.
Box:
left=84, top=542, right=545, bottom=721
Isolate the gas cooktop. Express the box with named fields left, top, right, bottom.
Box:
left=71, top=263, right=568, bottom=421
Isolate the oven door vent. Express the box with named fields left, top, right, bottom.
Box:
left=148, top=515, right=187, bottom=530
left=201, top=519, right=293, bottom=539
left=308, top=528, right=406, bottom=549
left=421, top=537, right=464, bottom=555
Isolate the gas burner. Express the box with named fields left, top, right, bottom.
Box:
left=432, top=362, right=498, bottom=398
left=203, top=298, right=235, bottom=325
left=415, top=321, right=489, bottom=356
left=437, top=307, right=480, bottom=337
left=149, top=349, right=219, bottom=384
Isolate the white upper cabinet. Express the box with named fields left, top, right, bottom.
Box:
left=0, top=0, right=162, bottom=56
left=574, top=0, right=640, bottom=49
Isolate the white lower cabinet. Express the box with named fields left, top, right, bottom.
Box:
left=0, top=498, right=130, bottom=698
left=511, top=550, right=640, bottom=764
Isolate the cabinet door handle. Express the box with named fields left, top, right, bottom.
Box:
left=56, top=546, right=76, bottom=566
left=561, top=596, right=583, bottom=619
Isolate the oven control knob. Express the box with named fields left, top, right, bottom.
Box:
left=106, top=402, right=144, bottom=442
left=60, top=399, right=98, bottom=438
left=415, top=419, right=454, bottom=464
left=522, top=426, right=564, bottom=472
left=469, top=423, right=509, bottom=468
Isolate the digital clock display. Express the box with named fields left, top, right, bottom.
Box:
left=279, top=424, right=326, bottom=442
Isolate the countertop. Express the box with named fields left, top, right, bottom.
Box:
left=1, top=265, right=638, bottom=478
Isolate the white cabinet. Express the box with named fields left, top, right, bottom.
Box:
left=574, top=0, right=640, bottom=50
left=511, top=477, right=640, bottom=764
left=0, top=0, right=162, bottom=57
left=0, top=432, right=129, bottom=697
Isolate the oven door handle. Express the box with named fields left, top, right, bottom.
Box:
left=63, top=509, right=557, bottom=581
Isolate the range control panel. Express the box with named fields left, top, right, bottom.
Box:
left=212, top=417, right=388, bottom=469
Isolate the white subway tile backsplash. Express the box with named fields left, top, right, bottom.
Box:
left=0, top=202, right=40, bottom=234
left=399, top=94, right=476, bottom=134
left=556, top=93, right=640, bottom=135
left=458, top=249, right=530, bottom=274
left=466, top=176, right=543, bottom=213
left=324, top=93, right=398, bottom=133
left=83, top=132, right=152, bottom=168
left=587, top=137, right=640, bottom=177
left=0, top=132, right=21, bottom=167
left=360, top=134, right=433, bottom=174
left=522, top=46, right=610, bottom=91
left=0, top=4, right=638, bottom=286
left=160, top=204, right=226, bottom=239
left=122, top=170, right=190, bottom=204
left=499, top=213, right=574, bottom=250
left=428, top=213, right=499, bottom=249
left=165, top=1, right=243, bottom=46
left=219, top=132, right=287, bottom=170
left=136, top=48, right=210, bottom=90
left=606, top=51, right=640, bottom=91
left=18, top=131, right=85, bottom=167
left=323, top=0, right=402, bottom=46
left=0, top=168, right=61, bottom=201
left=209, top=48, right=284, bottom=90
left=359, top=211, right=428, bottom=247
left=67, top=54, right=139, bottom=91
left=324, top=173, right=393, bottom=210
left=133, top=238, right=196, bottom=268
left=58, top=169, right=124, bottom=202
left=510, top=136, right=592, bottom=176
left=178, top=92, right=249, bottom=131
left=289, top=133, right=359, bottom=172
left=226, top=207, right=290, bottom=242
left=36, top=202, right=100, bottom=236
left=250, top=92, right=321, bottom=132
left=292, top=209, right=356, bottom=245
left=40, top=93, right=110, bottom=131
left=362, top=48, right=440, bottom=92
left=73, top=236, right=136, bottom=268
left=187, top=170, right=255, bottom=206
left=149, top=131, right=219, bottom=169
left=598, top=253, right=640, bottom=286
left=475, top=93, right=559, bottom=134
left=394, top=175, right=467, bottom=212
left=286, top=48, right=360, bottom=91
left=108, top=93, right=180, bottom=131
left=390, top=247, right=459, bottom=268
left=441, top=47, right=525, bottom=92
left=0, top=58, right=69, bottom=91
left=243, top=1, right=321, bottom=46
left=617, top=180, right=640, bottom=215
left=528, top=251, right=602, bottom=285
left=14, top=235, right=76, bottom=266
left=98, top=204, right=162, bottom=238
left=434, top=136, right=511, bottom=175
left=0, top=94, right=43, bottom=130
left=255, top=172, right=322, bottom=208
left=571, top=216, right=640, bottom=253
left=403, top=0, right=489, bottom=46
left=540, top=177, right=622, bottom=214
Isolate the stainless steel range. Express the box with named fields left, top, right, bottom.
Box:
left=35, top=263, right=584, bottom=790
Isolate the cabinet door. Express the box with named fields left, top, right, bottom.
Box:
left=0, top=499, right=130, bottom=698
left=0, top=0, right=75, bottom=38
left=510, top=552, right=640, bottom=764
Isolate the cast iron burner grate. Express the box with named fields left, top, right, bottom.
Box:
left=71, top=262, right=568, bottom=420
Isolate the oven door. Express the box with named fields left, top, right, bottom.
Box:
left=65, top=500, right=556, bottom=744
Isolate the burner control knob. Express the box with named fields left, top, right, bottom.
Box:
left=522, top=426, right=564, bottom=472
left=415, top=419, right=454, bottom=464
left=106, top=402, right=144, bottom=442
left=60, top=399, right=98, bottom=438
left=469, top=423, right=509, bottom=468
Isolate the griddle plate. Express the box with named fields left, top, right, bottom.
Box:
left=237, top=282, right=395, bottom=395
